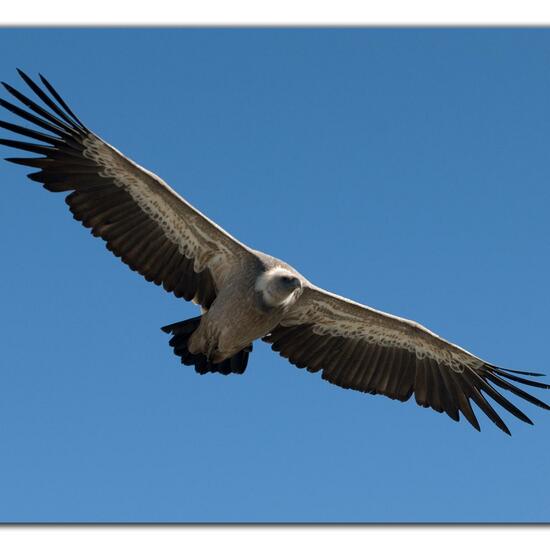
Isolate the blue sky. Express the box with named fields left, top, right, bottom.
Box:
left=0, top=28, right=549, bottom=522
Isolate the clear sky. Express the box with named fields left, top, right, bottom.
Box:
left=0, top=28, right=549, bottom=523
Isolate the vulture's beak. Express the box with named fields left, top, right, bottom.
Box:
left=291, top=277, right=302, bottom=290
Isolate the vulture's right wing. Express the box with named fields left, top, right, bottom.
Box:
left=0, top=69, right=254, bottom=310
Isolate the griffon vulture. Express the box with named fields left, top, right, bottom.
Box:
left=1, top=69, right=548, bottom=435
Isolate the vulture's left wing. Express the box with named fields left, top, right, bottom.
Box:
left=0, top=70, right=253, bottom=310
left=264, top=286, right=550, bottom=434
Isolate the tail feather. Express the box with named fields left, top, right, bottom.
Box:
left=161, top=316, right=252, bottom=375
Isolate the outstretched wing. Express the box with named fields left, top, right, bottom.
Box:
left=264, top=285, right=550, bottom=434
left=0, top=70, right=253, bottom=309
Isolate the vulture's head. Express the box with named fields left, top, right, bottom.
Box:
left=255, top=267, right=303, bottom=308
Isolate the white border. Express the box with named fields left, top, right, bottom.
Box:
left=2, top=0, right=550, bottom=25
left=0, top=525, right=548, bottom=549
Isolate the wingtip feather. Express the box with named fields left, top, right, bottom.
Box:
left=492, top=365, right=546, bottom=377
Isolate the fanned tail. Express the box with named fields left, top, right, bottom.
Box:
left=161, top=316, right=252, bottom=375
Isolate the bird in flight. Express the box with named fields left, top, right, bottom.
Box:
left=1, top=69, right=548, bottom=435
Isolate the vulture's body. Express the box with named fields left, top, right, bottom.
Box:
left=1, top=69, right=548, bottom=434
